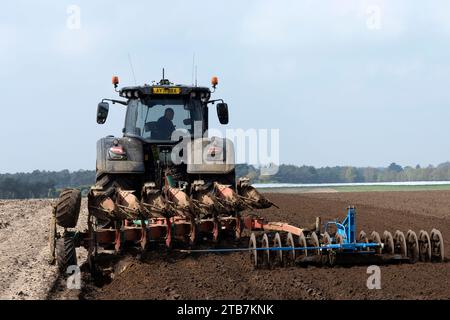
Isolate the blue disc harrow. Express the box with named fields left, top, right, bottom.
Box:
left=180, top=206, right=445, bottom=268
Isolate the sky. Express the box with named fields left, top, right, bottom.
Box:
left=2, top=0, right=450, bottom=173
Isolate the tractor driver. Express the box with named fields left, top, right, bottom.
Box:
left=154, top=107, right=176, bottom=140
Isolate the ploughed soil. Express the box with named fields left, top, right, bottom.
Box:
left=0, top=199, right=88, bottom=299
left=82, top=191, right=450, bottom=300
left=1, top=191, right=449, bottom=300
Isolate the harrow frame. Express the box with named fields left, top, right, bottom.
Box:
left=245, top=206, right=445, bottom=268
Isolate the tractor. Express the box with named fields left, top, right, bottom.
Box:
left=49, top=72, right=274, bottom=271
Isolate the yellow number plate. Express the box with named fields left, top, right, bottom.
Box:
left=152, top=87, right=181, bottom=94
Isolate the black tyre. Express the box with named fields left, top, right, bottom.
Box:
left=56, top=232, right=77, bottom=271
left=55, top=189, right=81, bottom=228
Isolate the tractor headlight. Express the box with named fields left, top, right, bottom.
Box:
left=201, top=92, right=210, bottom=103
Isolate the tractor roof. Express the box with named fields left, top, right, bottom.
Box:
left=119, top=79, right=210, bottom=99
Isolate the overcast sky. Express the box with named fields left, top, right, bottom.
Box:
left=2, top=1, right=450, bottom=173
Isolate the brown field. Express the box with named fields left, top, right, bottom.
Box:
left=1, top=191, right=449, bottom=300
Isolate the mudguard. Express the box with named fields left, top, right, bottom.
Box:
left=186, top=137, right=235, bottom=174
left=96, top=136, right=145, bottom=176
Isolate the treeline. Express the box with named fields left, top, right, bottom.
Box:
left=0, top=170, right=94, bottom=199
left=236, top=162, right=450, bottom=184
left=2, top=162, right=450, bottom=199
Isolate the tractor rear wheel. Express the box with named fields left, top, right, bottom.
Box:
left=56, top=231, right=77, bottom=271
left=55, top=189, right=81, bottom=228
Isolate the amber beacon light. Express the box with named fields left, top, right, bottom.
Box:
left=112, top=76, right=119, bottom=88
left=211, top=76, right=219, bottom=89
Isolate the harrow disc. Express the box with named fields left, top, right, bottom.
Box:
left=358, top=230, right=369, bottom=251
left=430, top=229, right=445, bottom=262
left=283, top=232, right=295, bottom=266
left=369, top=231, right=382, bottom=254
left=382, top=231, right=394, bottom=254
left=394, top=230, right=407, bottom=257
left=406, top=230, right=419, bottom=263
left=272, top=232, right=283, bottom=267
left=249, top=233, right=258, bottom=269
left=418, top=230, right=431, bottom=262
left=322, top=232, right=331, bottom=245
left=261, top=233, right=271, bottom=268
left=322, top=232, right=336, bottom=266
left=309, top=232, right=320, bottom=256
left=297, top=231, right=309, bottom=260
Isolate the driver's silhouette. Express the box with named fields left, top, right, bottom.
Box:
left=154, top=108, right=175, bottom=140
